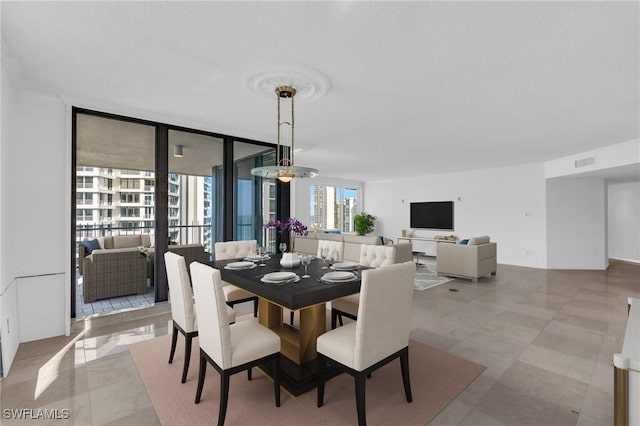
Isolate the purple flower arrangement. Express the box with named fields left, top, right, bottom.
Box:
left=265, top=218, right=309, bottom=252
left=264, top=217, right=309, bottom=237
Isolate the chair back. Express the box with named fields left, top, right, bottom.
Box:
left=354, top=261, right=415, bottom=370
left=164, top=251, right=196, bottom=333
left=215, top=240, right=257, bottom=260
left=190, top=262, right=233, bottom=369
left=317, top=240, right=344, bottom=262
left=359, top=244, right=396, bottom=268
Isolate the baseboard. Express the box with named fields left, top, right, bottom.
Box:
left=609, top=258, right=640, bottom=266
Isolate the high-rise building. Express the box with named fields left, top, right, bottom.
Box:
left=76, top=167, right=213, bottom=251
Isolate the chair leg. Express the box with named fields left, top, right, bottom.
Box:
left=168, top=323, right=178, bottom=364
left=317, top=354, right=326, bottom=407
left=338, top=313, right=343, bottom=326
left=400, top=347, right=413, bottom=403
left=181, top=334, right=193, bottom=383
left=194, top=352, right=207, bottom=404
left=253, top=297, right=258, bottom=317
left=355, top=373, right=367, bottom=426
left=273, top=355, right=281, bottom=407
left=331, top=309, right=337, bottom=329
left=218, top=371, right=231, bottom=426
left=290, top=310, right=295, bottom=325
left=248, top=367, right=252, bottom=381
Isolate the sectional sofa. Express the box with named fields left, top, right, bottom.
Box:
left=78, top=235, right=208, bottom=303
left=294, top=232, right=413, bottom=264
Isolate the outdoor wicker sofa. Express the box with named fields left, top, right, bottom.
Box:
left=78, top=235, right=209, bottom=303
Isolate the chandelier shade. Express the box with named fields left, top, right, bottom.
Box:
left=251, top=85, right=319, bottom=183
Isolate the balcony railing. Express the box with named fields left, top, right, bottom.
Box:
left=76, top=224, right=211, bottom=253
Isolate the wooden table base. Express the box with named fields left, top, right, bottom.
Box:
left=258, top=298, right=326, bottom=365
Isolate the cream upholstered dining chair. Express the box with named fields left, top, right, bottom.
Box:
left=164, top=251, right=235, bottom=384
left=190, top=262, right=281, bottom=426
left=330, top=244, right=397, bottom=329
left=316, top=240, right=344, bottom=263
left=317, top=261, right=415, bottom=426
left=214, top=240, right=259, bottom=317
left=286, top=240, right=344, bottom=326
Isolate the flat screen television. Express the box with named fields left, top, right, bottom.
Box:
left=410, top=201, right=454, bottom=230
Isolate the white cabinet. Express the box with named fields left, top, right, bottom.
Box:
left=614, top=297, right=640, bottom=426
left=397, top=237, right=456, bottom=257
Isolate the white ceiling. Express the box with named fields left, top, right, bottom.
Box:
left=2, top=1, right=639, bottom=182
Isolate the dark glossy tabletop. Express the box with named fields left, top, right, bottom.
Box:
left=213, top=255, right=362, bottom=311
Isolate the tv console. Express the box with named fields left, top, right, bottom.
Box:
left=398, top=236, right=457, bottom=257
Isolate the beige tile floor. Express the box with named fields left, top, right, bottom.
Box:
left=1, top=261, right=638, bottom=425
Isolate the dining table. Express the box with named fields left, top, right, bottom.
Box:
left=213, top=254, right=363, bottom=395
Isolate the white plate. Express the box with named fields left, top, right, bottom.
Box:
left=331, top=262, right=358, bottom=271
left=261, top=275, right=300, bottom=284
left=245, top=255, right=270, bottom=261
left=225, top=261, right=256, bottom=270
left=262, top=272, right=296, bottom=282
left=323, top=271, right=356, bottom=282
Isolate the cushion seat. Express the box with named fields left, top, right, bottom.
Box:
left=331, top=294, right=359, bottom=317
left=223, top=283, right=255, bottom=303
left=317, top=321, right=357, bottom=367
left=230, top=320, right=281, bottom=367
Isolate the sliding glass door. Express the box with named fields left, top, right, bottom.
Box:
left=233, top=142, right=277, bottom=251
left=72, top=108, right=282, bottom=318
left=168, top=130, right=224, bottom=254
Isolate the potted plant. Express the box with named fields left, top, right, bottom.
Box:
left=354, top=212, right=376, bottom=236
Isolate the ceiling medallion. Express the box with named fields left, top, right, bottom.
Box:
left=242, top=65, right=330, bottom=102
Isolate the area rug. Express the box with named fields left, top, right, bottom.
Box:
left=129, top=334, right=485, bottom=425
left=415, top=259, right=454, bottom=291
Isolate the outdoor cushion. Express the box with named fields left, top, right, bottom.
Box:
left=82, top=239, right=101, bottom=254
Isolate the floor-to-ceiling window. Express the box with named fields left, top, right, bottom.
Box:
left=75, top=113, right=156, bottom=317
left=168, top=130, right=224, bottom=254
left=72, top=109, right=281, bottom=318
left=233, top=141, right=277, bottom=250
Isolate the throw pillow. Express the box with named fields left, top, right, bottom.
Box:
left=324, top=229, right=341, bottom=234
left=82, top=239, right=101, bottom=255
left=459, top=239, right=469, bottom=245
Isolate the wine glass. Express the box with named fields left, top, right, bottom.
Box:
left=257, top=246, right=267, bottom=267
left=279, top=242, right=287, bottom=254
left=320, top=247, right=330, bottom=269
left=301, top=254, right=312, bottom=278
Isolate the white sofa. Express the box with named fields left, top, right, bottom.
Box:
left=436, top=236, right=497, bottom=282
left=294, top=232, right=412, bottom=264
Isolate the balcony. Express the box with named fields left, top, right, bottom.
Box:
left=76, top=223, right=211, bottom=254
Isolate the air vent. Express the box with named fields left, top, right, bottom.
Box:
left=574, top=157, right=595, bottom=168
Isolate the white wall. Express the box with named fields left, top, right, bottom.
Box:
left=0, top=59, right=69, bottom=369
left=364, top=163, right=548, bottom=268
left=546, top=178, right=607, bottom=269
left=546, top=139, right=640, bottom=178
left=1, top=57, right=20, bottom=376
left=608, top=181, right=640, bottom=263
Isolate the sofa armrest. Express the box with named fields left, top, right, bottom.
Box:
left=82, top=248, right=147, bottom=303
left=390, top=242, right=413, bottom=264
left=84, top=248, right=143, bottom=270
left=436, top=242, right=497, bottom=279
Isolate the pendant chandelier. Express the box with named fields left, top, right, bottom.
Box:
left=250, top=85, right=319, bottom=183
